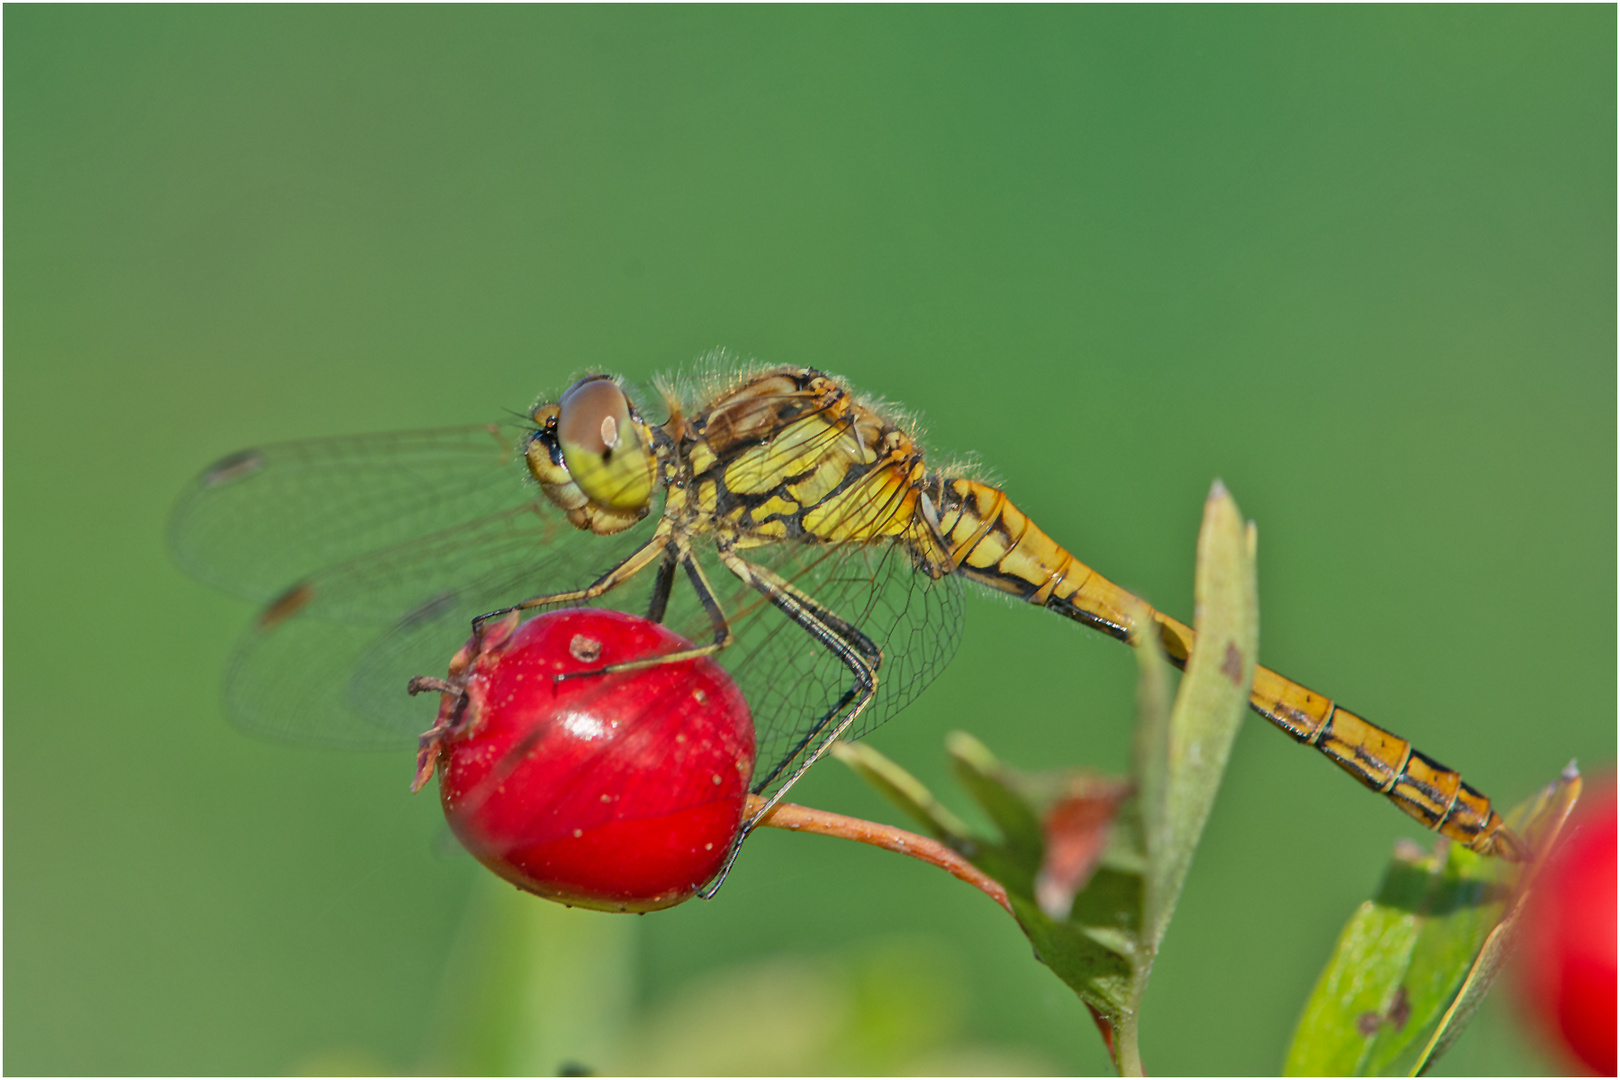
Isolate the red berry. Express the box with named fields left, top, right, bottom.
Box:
left=413, top=608, right=756, bottom=913
left=1517, top=781, right=1617, bottom=1075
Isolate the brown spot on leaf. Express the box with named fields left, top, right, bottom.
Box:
left=1387, top=985, right=1410, bottom=1030
left=1354, top=986, right=1411, bottom=1039
left=1221, top=640, right=1245, bottom=686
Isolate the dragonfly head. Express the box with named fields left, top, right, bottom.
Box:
left=526, top=375, right=657, bottom=535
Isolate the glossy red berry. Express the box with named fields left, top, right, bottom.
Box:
left=1517, top=782, right=1617, bottom=1075
left=413, top=608, right=756, bottom=913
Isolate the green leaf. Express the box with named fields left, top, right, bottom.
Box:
left=839, top=735, right=1142, bottom=1021
left=830, top=740, right=975, bottom=845
left=1283, top=766, right=1583, bottom=1077
left=1008, top=893, right=1137, bottom=1018
left=1115, top=480, right=1258, bottom=1074
left=946, top=733, right=1046, bottom=856
left=1407, top=765, right=1583, bottom=1074
left=1364, top=844, right=1507, bottom=1076
left=1286, top=841, right=1461, bottom=1077
left=946, top=732, right=1046, bottom=891
left=1128, top=594, right=1174, bottom=892
left=1144, top=481, right=1258, bottom=954
left=836, top=481, right=1259, bottom=1076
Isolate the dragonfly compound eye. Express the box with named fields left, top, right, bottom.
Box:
left=556, top=376, right=656, bottom=513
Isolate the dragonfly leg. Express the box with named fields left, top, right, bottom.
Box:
left=697, top=551, right=881, bottom=899
left=716, top=549, right=880, bottom=807
left=723, top=551, right=883, bottom=670
left=558, top=541, right=737, bottom=679
left=470, top=524, right=672, bottom=637
left=644, top=548, right=679, bottom=624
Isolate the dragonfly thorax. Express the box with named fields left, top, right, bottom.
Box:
left=669, top=367, right=948, bottom=563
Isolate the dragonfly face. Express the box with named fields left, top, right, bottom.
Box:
left=170, top=359, right=1521, bottom=864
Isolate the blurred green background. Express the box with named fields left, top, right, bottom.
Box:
left=6, top=6, right=1613, bottom=1075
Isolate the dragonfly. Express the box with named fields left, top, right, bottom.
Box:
left=170, top=360, right=1523, bottom=864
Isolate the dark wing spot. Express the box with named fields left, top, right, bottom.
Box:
left=201, top=449, right=264, bottom=488
left=257, top=581, right=315, bottom=630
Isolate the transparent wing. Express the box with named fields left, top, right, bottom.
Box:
left=169, top=424, right=530, bottom=602
left=224, top=502, right=664, bottom=748
left=706, top=539, right=963, bottom=801
left=659, top=390, right=964, bottom=800
left=178, top=389, right=965, bottom=799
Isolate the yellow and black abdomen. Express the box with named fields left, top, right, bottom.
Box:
left=927, top=475, right=1520, bottom=859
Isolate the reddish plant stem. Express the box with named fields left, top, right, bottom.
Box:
left=747, top=794, right=1014, bottom=916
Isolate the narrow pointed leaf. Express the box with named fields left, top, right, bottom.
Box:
left=1283, top=766, right=1584, bottom=1077
left=1409, top=766, right=1583, bottom=1074
left=831, top=740, right=976, bottom=844
left=1285, top=841, right=1470, bottom=1076
left=837, top=734, right=1141, bottom=1023
left=1128, top=596, right=1174, bottom=892
left=1008, top=894, right=1136, bottom=1018
left=836, top=483, right=1262, bottom=1076
left=1145, top=482, right=1258, bottom=952
left=947, top=731, right=1045, bottom=867
left=1111, top=482, right=1258, bottom=1075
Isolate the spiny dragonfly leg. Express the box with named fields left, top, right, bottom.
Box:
left=557, top=541, right=737, bottom=680
left=726, top=554, right=883, bottom=672
left=723, top=555, right=883, bottom=771
left=469, top=525, right=672, bottom=637
left=698, top=549, right=881, bottom=900
left=745, top=558, right=885, bottom=793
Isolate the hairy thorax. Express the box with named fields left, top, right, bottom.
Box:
left=673, top=368, right=933, bottom=553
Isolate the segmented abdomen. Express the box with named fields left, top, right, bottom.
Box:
left=925, top=476, right=1521, bottom=860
